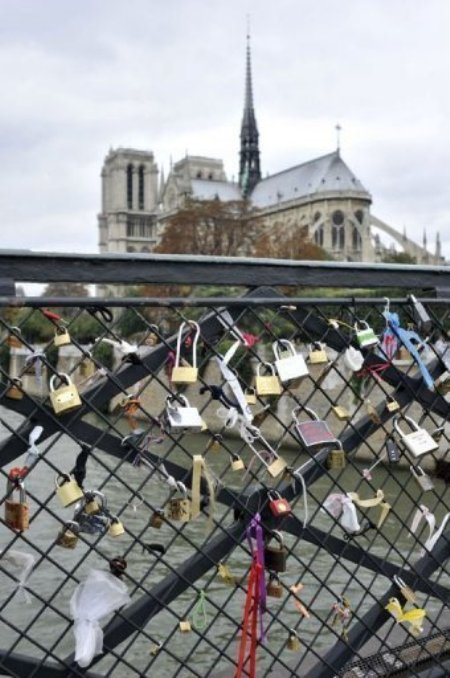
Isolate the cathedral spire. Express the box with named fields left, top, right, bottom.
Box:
left=239, top=28, right=261, bottom=197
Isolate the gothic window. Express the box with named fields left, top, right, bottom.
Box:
left=314, top=212, right=321, bottom=222
left=332, top=210, right=344, bottom=226
left=127, top=164, right=133, bottom=209
left=138, top=165, right=145, bottom=210
left=196, top=171, right=203, bottom=178
left=352, top=226, right=362, bottom=250
left=314, top=225, right=324, bottom=247
left=127, top=246, right=135, bottom=253
left=355, top=210, right=364, bottom=224
left=141, top=246, right=150, bottom=253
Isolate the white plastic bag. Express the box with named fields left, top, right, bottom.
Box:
left=0, top=550, right=36, bottom=603
left=70, top=569, right=131, bottom=668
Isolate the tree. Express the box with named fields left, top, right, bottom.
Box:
left=42, top=282, right=90, bottom=297
left=381, top=251, right=417, bottom=264
left=155, top=198, right=262, bottom=257
left=253, top=224, right=331, bottom=261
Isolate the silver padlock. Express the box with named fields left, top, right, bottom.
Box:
left=293, top=406, right=337, bottom=449
left=410, top=465, right=435, bottom=492
left=393, top=416, right=439, bottom=458
left=165, top=395, right=204, bottom=432
left=272, top=339, right=309, bottom=384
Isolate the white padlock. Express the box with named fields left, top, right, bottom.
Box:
left=272, top=339, right=309, bottom=384
left=393, top=416, right=439, bottom=458
left=165, top=395, right=204, bottom=432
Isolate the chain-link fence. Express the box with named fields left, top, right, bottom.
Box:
left=0, top=254, right=450, bottom=677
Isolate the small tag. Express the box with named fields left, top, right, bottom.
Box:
left=386, top=438, right=401, bottom=463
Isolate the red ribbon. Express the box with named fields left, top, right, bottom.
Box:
left=42, top=309, right=64, bottom=322
left=236, top=559, right=262, bottom=678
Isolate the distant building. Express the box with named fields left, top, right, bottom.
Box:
left=98, top=37, right=443, bottom=265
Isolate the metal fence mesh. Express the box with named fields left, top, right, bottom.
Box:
left=0, top=286, right=449, bottom=677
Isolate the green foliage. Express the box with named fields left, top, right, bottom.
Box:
left=116, top=309, right=149, bottom=337
left=381, top=251, right=417, bottom=264
left=92, top=342, right=114, bottom=371
left=0, top=344, right=10, bottom=384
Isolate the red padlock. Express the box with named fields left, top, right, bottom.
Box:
left=268, top=491, right=292, bottom=517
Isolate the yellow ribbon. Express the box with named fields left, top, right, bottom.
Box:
left=191, top=455, right=215, bottom=527
left=385, top=597, right=426, bottom=636
left=347, top=490, right=391, bottom=528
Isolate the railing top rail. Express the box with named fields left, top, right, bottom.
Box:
left=0, top=249, right=449, bottom=289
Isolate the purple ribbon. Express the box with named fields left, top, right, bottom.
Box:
left=246, top=512, right=266, bottom=641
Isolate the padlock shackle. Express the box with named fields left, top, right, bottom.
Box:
left=174, top=321, right=200, bottom=369
left=393, top=415, right=420, bottom=436
left=267, top=490, right=281, bottom=500
left=269, top=529, right=284, bottom=547
left=49, top=372, right=72, bottom=392
left=272, top=339, right=296, bottom=361
left=55, top=472, right=72, bottom=488
left=354, top=320, right=369, bottom=331
left=256, top=361, right=276, bottom=377
left=166, top=393, right=190, bottom=408
left=292, top=406, right=319, bottom=424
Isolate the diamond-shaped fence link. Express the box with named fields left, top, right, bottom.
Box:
left=0, top=261, right=449, bottom=677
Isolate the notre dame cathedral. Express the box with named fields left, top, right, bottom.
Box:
left=98, top=38, right=443, bottom=265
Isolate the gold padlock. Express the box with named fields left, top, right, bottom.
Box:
left=179, top=620, right=192, bottom=633
left=54, top=325, right=71, bottom=347
left=49, top=373, right=82, bottom=414
left=167, top=497, right=191, bottom=522
left=150, top=509, right=165, bottom=528
left=267, top=456, right=288, bottom=478
left=245, top=388, right=257, bottom=405
left=287, top=629, right=301, bottom=651
left=308, top=342, right=328, bottom=364
left=55, top=521, right=79, bottom=549
left=326, top=442, right=346, bottom=470
left=6, top=327, right=23, bottom=348
left=267, top=573, right=283, bottom=598
left=386, top=395, right=400, bottom=413
left=6, top=378, right=23, bottom=400
left=79, top=358, right=96, bottom=379
left=230, top=454, right=245, bottom=471
left=83, top=490, right=105, bottom=514
left=5, top=477, right=29, bottom=531
left=55, top=473, right=84, bottom=507
left=332, top=405, right=350, bottom=421
left=171, top=321, right=200, bottom=384
left=255, top=362, right=282, bottom=396
left=365, top=399, right=382, bottom=425
left=109, top=517, right=125, bottom=537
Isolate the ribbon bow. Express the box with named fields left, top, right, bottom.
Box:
left=385, top=597, right=426, bottom=636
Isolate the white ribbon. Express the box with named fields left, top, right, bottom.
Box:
left=216, top=340, right=253, bottom=423
left=25, top=425, right=44, bottom=468
left=410, top=505, right=450, bottom=552
left=0, top=550, right=36, bottom=603
left=70, top=569, right=130, bottom=668
left=96, top=337, right=137, bottom=355
left=322, top=493, right=361, bottom=533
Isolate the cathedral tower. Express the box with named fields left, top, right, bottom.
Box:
left=239, top=32, right=261, bottom=196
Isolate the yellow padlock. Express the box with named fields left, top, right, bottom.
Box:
left=109, top=517, right=125, bottom=537
left=55, top=473, right=84, bottom=507
left=49, top=373, right=81, bottom=414
left=54, top=325, right=71, bottom=347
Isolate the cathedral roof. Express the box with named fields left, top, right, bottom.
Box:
left=250, top=151, right=371, bottom=208
left=190, top=179, right=242, bottom=202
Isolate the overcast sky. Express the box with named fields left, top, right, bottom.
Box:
left=1, top=0, right=450, bottom=258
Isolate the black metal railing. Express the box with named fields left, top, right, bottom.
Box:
left=0, top=252, right=449, bottom=678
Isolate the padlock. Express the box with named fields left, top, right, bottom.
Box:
left=386, top=437, right=401, bottom=463
left=6, top=378, right=23, bottom=400
left=272, top=339, right=309, bottom=384
left=255, top=362, right=282, bottom=396
left=109, top=517, right=125, bottom=537
left=308, top=342, right=328, bottom=364
left=386, top=395, right=400, bottom=413
left=245, top=387, right=257, bottom=405
left=332, top=405, right=351, bottom=421
left=165, top=395, right=204, bottom=432
left=287, top=629, right=301, bottom=651
left=268, top=491, right=292, bottom=517
left=217, top=562, right=236, bottom=587
left=150, top=509, right=165, bottom=528
left=179, top=620, right=192, bottom=632
left=54, top=325, right=71, bottom=347
left=293, top=407, right=337, bottom=449
left=397, top=345, right=412, bottom=362
left=230, top=454, right=245, bottom=471
left=146, top=332, right=159, bottom=347
left=5, top=476, right=29, bottom=531
left=267, top=573, right=283, bottom=598
left=435, top=371, right=450, bottom=395
left=408, top=294, right=432, bottom=335
left=167, top=496, right=191, bottom=522
left=171, top=321, right=200, bottom=384
left=410, top=465, right=435, bottom=492
left=55, top=521, right=79, bottom=549
left=326, top=441, right=346, bottom=470
left=79, top=358, right=96, bottom=379
left=267, top=455, right=288, bottom=478
left=355, top=321, right=379, bottom=348
left=76, top=511, right=109, bottom=535
left=49, top=373, right=82, bottom=414
left=55, top=473, right=84, bottom=508
left=149, top=642, right=162, bottom=656
left=365, top=399, right=382, bottom=425
left=83, top=490, right=106, bottom=515
left=264, top=532, right=288, bottom=572
left=394, top=575, right=417, bottom=604
left=393, top=416, right=439, bottom=458
left=6, top=327, right=23, bottom=348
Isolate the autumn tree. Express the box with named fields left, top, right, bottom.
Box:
left=155, top=198, right=262, bottom=257
left=254, top=224, right=330, bottom=261
left=41, top=282, right=90, bottom=297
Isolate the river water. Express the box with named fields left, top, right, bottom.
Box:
left=0, top=409, right=448, bottom=677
